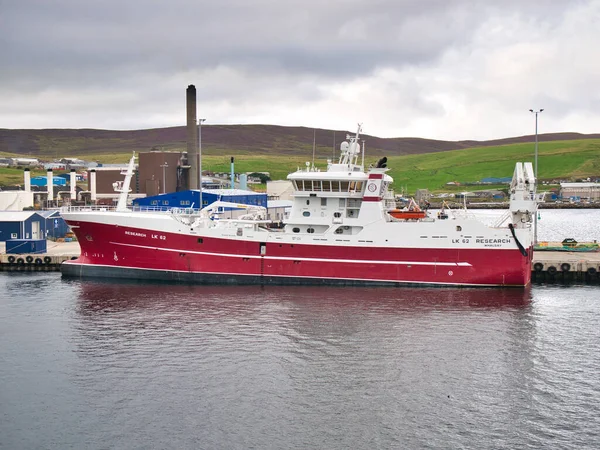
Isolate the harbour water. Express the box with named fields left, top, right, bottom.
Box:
left=1, top=209, right=599, bottom=449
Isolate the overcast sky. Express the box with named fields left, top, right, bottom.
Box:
left=1, top=0, right=599, bottom=140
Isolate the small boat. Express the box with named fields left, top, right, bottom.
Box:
left=389, top=198, right=427, bottom=220
left=388, top=209, right=427, bottom=220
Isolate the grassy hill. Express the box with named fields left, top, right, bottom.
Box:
left=2, top=125, right=600, bottom=158
left=1, top=125, right=599, bottom=194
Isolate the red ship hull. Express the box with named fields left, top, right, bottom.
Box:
left=62, top=219, right=533, bottom=287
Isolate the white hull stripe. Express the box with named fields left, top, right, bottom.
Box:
left=64, top=260, right=506, bottom=286
left=109, top=241, right=473, bottom=267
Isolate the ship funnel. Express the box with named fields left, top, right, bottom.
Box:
left=47, top=169, right=53, bottom=201
left=70, top=169, right=77, bottom=200
left=24, top=168, right=31, bottom=192
left=90, top=169, right=97, bottom=202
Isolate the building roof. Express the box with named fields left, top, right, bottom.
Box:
left=194, top=188, right=266, bottom=196
left=560, top=183, right=600, bottom=188
left=38, top=210, right=61, bottom=218
left=0, top=211, right=40, bottom=222
left=267, top=200, right=293, bottom=209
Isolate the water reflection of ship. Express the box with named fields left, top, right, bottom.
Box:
left=74, top=279, right=532, bottom=316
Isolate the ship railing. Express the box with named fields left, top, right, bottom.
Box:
left=493, top=210, right=512, bottom=227
left=450, top=209, right=478, bottom=220
left=60, top=205, right=191, bottom=214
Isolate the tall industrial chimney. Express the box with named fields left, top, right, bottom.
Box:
left=47, top=168, right=54, bottom=201
left=70, top=169, right=77, bottom=200
left=187, top=85, right=198, bottom=190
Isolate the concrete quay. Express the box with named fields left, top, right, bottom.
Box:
left=0, top=240, right=80, bottom=272
left=532, top=250, right=600, bottom=283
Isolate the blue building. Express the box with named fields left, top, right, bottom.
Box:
left=0, top=211, right=47, bottom=242
left=133, top=189, right=268, bottom=211
left=30, top=176, right=67, bottom=187
left=38, top=210, right=70, bottom=239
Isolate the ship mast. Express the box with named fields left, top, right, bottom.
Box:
left=115, top=152, right=136, bottom=212
left=338, top=123, right=362, bottom=170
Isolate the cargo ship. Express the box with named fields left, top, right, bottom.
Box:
left=61, top=125, right=537, bottom=287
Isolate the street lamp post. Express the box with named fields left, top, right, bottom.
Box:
left=198, top=118, right=206, bottom=209
left=529, top=108, right=544, bottom=245
left=160, top=162, right=168, bottom=194
left=529, top=109, right=544, bottom=177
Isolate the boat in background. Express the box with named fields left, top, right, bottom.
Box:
left=61, top=124, right=538, bottom=287
left=534, top=239, right=599, bottom=252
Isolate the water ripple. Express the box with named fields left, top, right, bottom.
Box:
left=1, top=274, right=599, bottom=449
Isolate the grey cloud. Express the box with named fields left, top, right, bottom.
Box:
left=0, top=0, right=596, bottom=137
left=3, top=0, right=570, bottom=86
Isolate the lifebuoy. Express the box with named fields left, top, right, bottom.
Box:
left=35, top=258, right=43, bottom=265
left=533, top=262, right=544, bottom=272
left=561, top=263, right=571, bottom=272
left=26, top=256, right=34, bottom=263
left=16, top=258, right=25, bottom=265
left=587, top=267, right=597, bottom=276
left=8, top=255, right=16, bottom=263
left=547, top=266, right=557, bottom=275
left=43, top=256, right=52, bottom=264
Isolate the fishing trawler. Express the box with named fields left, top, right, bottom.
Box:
left=61, top=125, right=537, bottom=287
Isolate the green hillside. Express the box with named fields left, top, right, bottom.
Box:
left=197, top=138, right=600, bottom=193
left=2, top=138, right=599, bottom=194
left=383, top=139, right=600, bottom=192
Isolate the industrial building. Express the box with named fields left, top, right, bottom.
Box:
left=1, top=84, right=264, bottom=212
left=560, top=182, right=600, bottom=201
left=133, top=188, right=268, bottom=215
left=30, top=176, right=66, bottom=186
left=267, top=180, right=295, bottom=201
left=39, top=210, right=70, bottom=240
left=0, top=211, right=47, bottom=241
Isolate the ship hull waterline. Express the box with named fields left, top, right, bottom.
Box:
left=61, top=218, right=533, bottom=288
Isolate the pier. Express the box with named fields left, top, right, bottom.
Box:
left=532, top=251, right=600, bottom=284
left=0, top=240, right=79, bottom=272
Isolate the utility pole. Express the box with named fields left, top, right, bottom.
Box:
left=529, top=108, right=544, bottom=245
left=198, top=118, right=206, bottom=209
